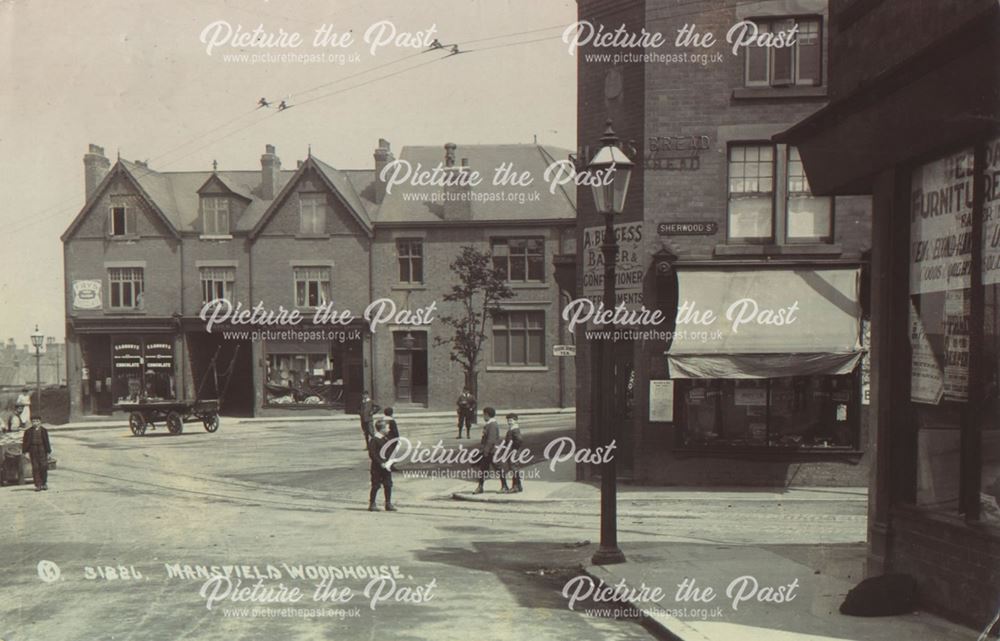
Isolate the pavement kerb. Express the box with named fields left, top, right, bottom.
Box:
left=584, top=564, right=712, bottom=641
left=50, top=407, right=575, bottom=432
left=450, top=490, right=562, bottom=504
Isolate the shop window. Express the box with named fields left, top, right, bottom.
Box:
left=493, top=311, right=545, bottom=366
left=744, top=17, right=822, bottom=88
left=492, top=237, right=545, bottom=283
left=678, top=376, right=857, bottom=449
left=202, top=197, right=230, bottom=235
left=200, top=267, right=235, bottom=304
left=293, top=267, right=330, bottom=308
left=727, top=144, right=832, bottom=244
left=983, top=136, right=1000, bottom=525
left=264, top=349, right=344, bottom=407
left=108, top=267, right=144, bottom=310
left=299, top=194, right=326, bottom=234
left=397, top=239, right=424, bottom=284
left=111, top=336, right=175, bottom=405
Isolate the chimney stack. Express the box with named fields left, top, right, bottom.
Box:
left=373, top=138, right=393, bottom=204
left=260, top=144, right=281, bottom=200
left=442, top=144, right=471, bottom=220
left=84, top=144, right=110, bottom=201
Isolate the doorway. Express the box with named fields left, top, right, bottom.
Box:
left=393, top=331, right=427, bottom=406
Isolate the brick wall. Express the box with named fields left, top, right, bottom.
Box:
left=370, top=224, right=575, bottom=411
left=890, top=508, right=1000, bottom=628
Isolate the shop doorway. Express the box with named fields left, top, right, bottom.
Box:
left=393, top=331, right=428, bottom=406
left=80, top=335, right=112, bottom=415
left=187, top=333, right=253, bottom=416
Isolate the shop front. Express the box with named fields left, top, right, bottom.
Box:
left=667, top=268, right=864, bottom=452
left=636, top=266, right=870, bottom=486
left=68, top=319, right=183, bottom=417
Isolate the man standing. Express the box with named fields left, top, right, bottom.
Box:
left=358, top=391, right=380, bottom=449
left=14, top=387, right=31, bottom=428
left=474, top=406, right=508, bottom=494
left=367, top=421, right=397, bottom=512
left=456, top=387, right=476, bottom=438
left=21, top=416, right=51, bottom=491
left=502, top=413, right=524, bottom=493
left=380, top=407, right=400, bottom=459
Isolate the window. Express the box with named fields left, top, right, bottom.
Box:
left=294, top=267, right=330, bottom=308
left=108, top=267, right=144, bottom=310
left=107, top=199, right=137, bottom=237
left=727, top=143, right=832, bottom=243
left=744, top=17, right=822, bottom=88
left=299, top=194, right=326, bottom=234
left=728, top=144, right=774, bottom=241
left=492, top=238, right=544, bottom=282
left=265, top=349, right=344, bottom=408
left=493, top=311, right=545, bottom=366
left=786, top=147, right=833, bottom=242
left=397, top=239, right=424, bottom=284
left=678, top=376, right=858, bottom=449
left=200, top=267, right=235, bottom=303
left=202, top=197, right=230, bottom=235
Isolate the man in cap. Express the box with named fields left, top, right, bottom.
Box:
left=21, top=415, right=51, bottom=491
left=367, top=420, right=397, bottom=512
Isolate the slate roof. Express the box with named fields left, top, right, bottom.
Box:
left=63, top=143, right=576, bottom=241
left=376, top=144, right=577, bottom=224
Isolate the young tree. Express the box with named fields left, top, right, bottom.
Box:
left=434, top=245, right=514, bottom=399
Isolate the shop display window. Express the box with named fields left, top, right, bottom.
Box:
left=264, top=350, right=344, bottom=407
left=678, top=375, right=857, bottom=449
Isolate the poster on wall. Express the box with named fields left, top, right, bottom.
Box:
left=909, top=146, right=974, bottom=295
left=909, top=301, right=944, bottom=405
left=983, top=135, right=1000, bottom=285
left=942, top=289, right=969, bottom=401
left=648, top=379, right=674, bottom=422
left=582, top=221, right=644, bottom=309
left=71, top=279, right=102, bottom=310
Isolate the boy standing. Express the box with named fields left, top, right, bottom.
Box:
left=21, top=416, right=51, bottom=491
left=367, top=421, right=397, bottom=512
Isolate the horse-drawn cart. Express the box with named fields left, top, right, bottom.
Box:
left=121, top=399, right=220, bottom=436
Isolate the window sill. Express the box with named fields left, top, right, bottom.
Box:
left=732, top=86, right=828, bottom=100
left=714, top=243, right=842, bottom=257
left=486, top=365, right=549, bottom=373
left=108, top=235, right=140, bottom=242
left=295, top=233, right=330, bottom=240
left=508, top=282, right=550, bottom=290
left=105, top=309, right=146, bottom=315
left=199, top=234, right=233, bottom=241
left=392, top=284, right=427, bottom=291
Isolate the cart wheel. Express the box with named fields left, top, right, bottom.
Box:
left=166, top=411, right=184, bottom=435
left=129, top=412, right=147, bottom=436
left=203, top=414, right=220, bottom=433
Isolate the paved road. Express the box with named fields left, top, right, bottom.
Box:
left=1, top=415, right=866, bottom=640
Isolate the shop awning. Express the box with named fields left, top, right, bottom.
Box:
left=668, top=268, right=862, bottom=379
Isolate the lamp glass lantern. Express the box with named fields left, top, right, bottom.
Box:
left=30, top=326, right=44, bottom=350
left=588, top=123, right=634, bottom=215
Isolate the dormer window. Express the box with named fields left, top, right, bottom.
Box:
left=203, top=197, right=230, bottom=236
left=108, top=196, right=137, bottom=237
left=299, top=194, right=326, bottom=235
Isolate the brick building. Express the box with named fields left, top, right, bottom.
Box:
left=62, top=141, right=575, bottom=420
left=574, top=0, right=872, bottom=485
left=779, top=0, right=1000, bottom=627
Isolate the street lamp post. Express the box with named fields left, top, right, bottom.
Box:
left=31, top=326, right=44, bottom=414
left=588, top=120, right=633, bottom=566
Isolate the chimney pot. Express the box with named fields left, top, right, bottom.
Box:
left=444, top=142, right=457, bottom=167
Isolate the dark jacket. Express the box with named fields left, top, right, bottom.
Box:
left=503, top=425, right=524, bottom=451
left=368, top=433, right=393, bottom=470
left=359, top=398, right=381, bottom=422
left=457, top=392, right=476, bottom=411
left=22, top=425, right=51, bottom=456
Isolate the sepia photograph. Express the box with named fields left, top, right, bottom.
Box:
left=0, top=0, right=997, bottom=639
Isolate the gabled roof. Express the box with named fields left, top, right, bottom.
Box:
left=248, top=156, right=374, bottom=238
left=375, top=144, right=577, bottom=224
left=61, top=161, right=182, bottom=241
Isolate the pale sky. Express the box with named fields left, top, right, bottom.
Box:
left=0, top=0, right=577, bottom=346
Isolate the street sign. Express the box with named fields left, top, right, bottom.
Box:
left=657, top=221, right=718, bottom=236
left=552, top=345, right=576, bottom=357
